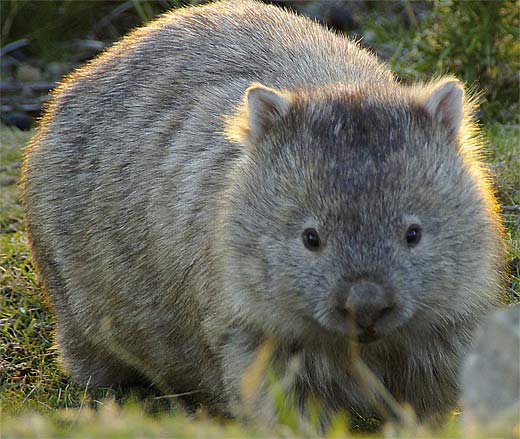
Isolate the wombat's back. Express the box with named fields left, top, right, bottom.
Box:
left=23, top=0, right=393, bottom=252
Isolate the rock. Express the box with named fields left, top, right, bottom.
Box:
left=1, top=111, right=32, bottom=131
left=462, top=305, right=520, bottom=438
left=16, top=64, right=41, bottom=82
left=47, top=62, right=70, bottom=79
left=273, top=1, right=358, bottom=31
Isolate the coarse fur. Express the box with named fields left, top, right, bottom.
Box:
left=21, top=0, right=506, bottom=427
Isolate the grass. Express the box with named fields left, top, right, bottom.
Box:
left=486, top=124, right=520, bottom=300
left=362, top=0, right=519, bottom=123
left=0, top=119, right=519, bottom=437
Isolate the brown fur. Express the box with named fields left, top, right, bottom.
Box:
left=21, top=0, right=506, bottom=427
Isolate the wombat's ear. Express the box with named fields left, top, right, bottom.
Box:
left=423, top=79, right=464, bottom=135
left=225, top=83, right=292, bottom=145
left=246, top=84, right=291, bottom=140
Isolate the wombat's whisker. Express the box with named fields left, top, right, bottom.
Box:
left=154, top=390, right=201, bottom=400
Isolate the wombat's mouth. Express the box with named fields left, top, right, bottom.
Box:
left=355, top=332, right=381, bottom=344
left=346, top=322, right=384, bottom=344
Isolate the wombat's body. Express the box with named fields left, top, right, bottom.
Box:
left=22, top=0, right=505, bottom=425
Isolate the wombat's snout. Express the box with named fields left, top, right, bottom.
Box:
left=336, top=281, right=396, bottom=333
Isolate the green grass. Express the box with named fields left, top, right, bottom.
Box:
left=1, top=122, right=519, bottom=437
left=486, top=124, right=520, bottom=300
left=363, top=0, right=519, bottom=123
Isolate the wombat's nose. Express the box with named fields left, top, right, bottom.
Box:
left=342, top=281, right=395, bottom=329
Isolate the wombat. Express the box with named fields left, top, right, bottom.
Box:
left=22, top=0, right=506, bottom=427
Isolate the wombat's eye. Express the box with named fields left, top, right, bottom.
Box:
left=405, top=224, right=422, bottom=247
left=303, top=228, right=321, bottom=251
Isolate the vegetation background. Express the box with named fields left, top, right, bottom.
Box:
left=1, top=0, right=519, bottom=437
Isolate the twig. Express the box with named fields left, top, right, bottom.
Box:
left=154, top=390, right=201, bottom=399
left=0, top=162, right=21, bottom=173
left=502, top=205, right=520, bottom=213
left=37, top=400, right=54, bottom=411
left=20, top=386, right=36, bottom=407
left=0, top=177, right=17, bottom=187
left=402, top=0, right=418, bottom=28
left=70, top=376, right=91, bottom=429
left=91, top=1, right=134, bottom=36
left=0, top=39, right=29, bottom=57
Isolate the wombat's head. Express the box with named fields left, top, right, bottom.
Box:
left=221, top=80, right=505, bottom=344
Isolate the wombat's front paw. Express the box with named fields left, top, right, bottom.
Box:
left=219, top=331, right=278, bottom=422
